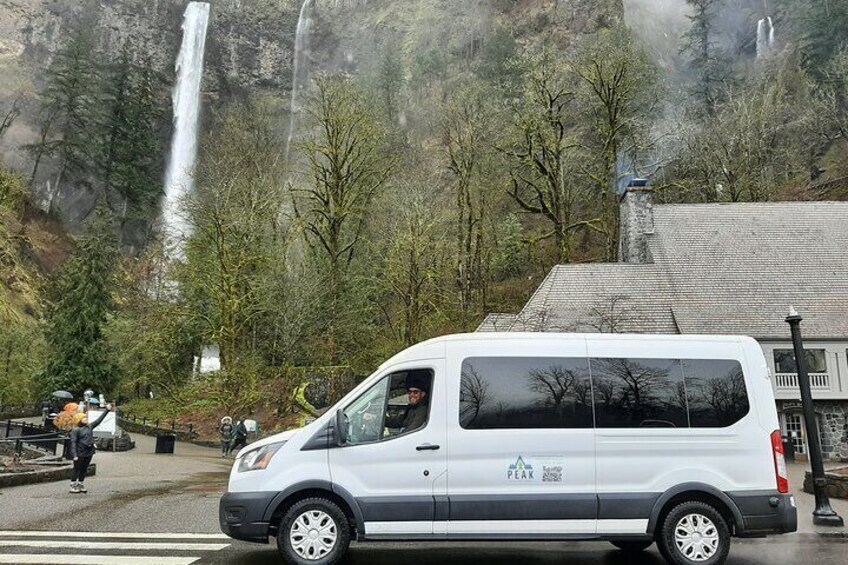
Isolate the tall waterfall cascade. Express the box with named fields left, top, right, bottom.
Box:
left=285, top=0, right=316, bottom=163
left=756, top=17, right=776, bottom=59
left=161, top=1, right=211, bottom=258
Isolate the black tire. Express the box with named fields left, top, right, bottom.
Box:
left=277, top=497, right=351, bottom=565
left=611, top=540, right=653, bottom=553
left=657, top=501, right=731, bottom=565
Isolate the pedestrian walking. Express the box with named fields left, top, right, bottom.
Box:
left=68, top=403, right=112, bottom=493
left=231, top=419, right=248, bottom=454
left=219, top=416, right=234, bottom=457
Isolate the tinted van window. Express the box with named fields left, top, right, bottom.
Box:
left=683, top=359, right=749, bottom=427
left=590, top=358, right=688, bottom=428
left=460, top=357, right=593, bottom=429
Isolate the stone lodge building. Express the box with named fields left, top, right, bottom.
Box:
left=479, top=188, right=848, bottom=460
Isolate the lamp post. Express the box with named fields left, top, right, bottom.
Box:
left=785, top=307, right=844, bottom=527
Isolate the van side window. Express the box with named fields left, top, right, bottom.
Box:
left=683, top=359, right=749, bottom=427
left=343, top=369, right=433, bottom=445
left=459, top=357, right=593, bottom=429
left=590, top=358, right=689, bottom=428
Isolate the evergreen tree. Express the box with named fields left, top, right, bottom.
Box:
left=100, top=45, right=164, bottom=231
left=378, top=47, right=405, bottom=126
left=682, top=0, right=728, bottom=117
left=42, top=212, right=119, bottom=396
left=778, top=0, right=848, bottom=77
left=27, top=19, right=103, bottom=208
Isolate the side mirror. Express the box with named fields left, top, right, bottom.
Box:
left=335, top=408, right=347, bottom=447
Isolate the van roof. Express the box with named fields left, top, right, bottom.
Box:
left=380, top=332, right=754, bottom=369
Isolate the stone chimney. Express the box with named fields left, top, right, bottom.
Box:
left=618, top=180, right=654, bottom=264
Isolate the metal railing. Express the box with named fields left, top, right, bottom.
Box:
left=118, top=412, right=196, bottom=438
left=1, top=420, right=63, bottom=457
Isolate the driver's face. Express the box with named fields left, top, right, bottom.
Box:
left=407, top=388, right=426, bottom=406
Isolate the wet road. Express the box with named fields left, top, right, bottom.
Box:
left=211, top=538, right=848, bottom=565
left=2, top=428, right=845, bottom=564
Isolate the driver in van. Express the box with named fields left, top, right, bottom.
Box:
left=393, top=372, right=430, bottom=433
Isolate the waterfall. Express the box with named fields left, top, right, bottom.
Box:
left=756, top=18, right=767, bottom=59
left=161, top=1, right=210, bottom=258
left=768, top=16, right=775, bottom=50
left=285, top=0, right=316, bottom=163
left=756, top=16, right=775, bottom=59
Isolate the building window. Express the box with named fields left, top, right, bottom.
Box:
left=773, top=349, right=827, bottom=374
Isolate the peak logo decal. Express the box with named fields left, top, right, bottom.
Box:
left=507, top=456, right=534, bottom=480
left=505, top=456, right=565, bottom=483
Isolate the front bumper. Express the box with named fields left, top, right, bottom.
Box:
left=727, top=492, right=798, bottom=536
left=219, top=491, right=277, bottom=543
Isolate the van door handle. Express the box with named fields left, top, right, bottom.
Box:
left=416, top=444, right=440, bottom=451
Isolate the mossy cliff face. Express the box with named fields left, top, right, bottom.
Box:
left=0, top=0, right=622, bottom=222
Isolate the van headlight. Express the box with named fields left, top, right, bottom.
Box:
left=237, top=442, right=286, bottom=472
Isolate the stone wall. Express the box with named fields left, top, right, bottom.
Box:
left=803, top=468, right=848, bottom=499
left=819, top=402, right=848, bottom=460
left=778, top=400, right=848, bottom=461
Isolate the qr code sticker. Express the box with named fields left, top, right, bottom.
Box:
left=542, top=465, right=563, bottom=482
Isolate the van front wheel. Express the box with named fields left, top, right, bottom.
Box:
left=277, top=498, right=350, bottom=565
left=657, top=501, right=730, bottom=565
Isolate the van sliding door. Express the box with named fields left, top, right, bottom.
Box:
left=445, top=337, right=597, bottom=537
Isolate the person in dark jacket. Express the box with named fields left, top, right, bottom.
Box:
left=219, top=416, right=234, bottom=457
left=68, top=404, right=111, bottom=493
left=230, top=419, right=249, bottom=454
left=400, top=372, right=430, bottom=433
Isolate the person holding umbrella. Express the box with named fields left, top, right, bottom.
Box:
left=68, top=403, right=112, bottom=493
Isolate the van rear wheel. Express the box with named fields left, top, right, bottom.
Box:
left=657, top=501, right=730, bottom=565
left=277, top=497, right=350, bottom=565
left=610, top=540, right=653, bottom=553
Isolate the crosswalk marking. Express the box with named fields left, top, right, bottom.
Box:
left=0, top=530, right=231, bottom=564
left=0, top=556, right=199, bottom=565
left=0, top=540, right=229, bottom=551
left=0, top=531, right=229, bottom=540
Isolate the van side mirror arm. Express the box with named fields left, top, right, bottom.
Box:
left=335, top=408, right=347, bottom=446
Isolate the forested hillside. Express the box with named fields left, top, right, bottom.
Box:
left=0, top=0, right=845, bottom=427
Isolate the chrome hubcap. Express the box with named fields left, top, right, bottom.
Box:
left=290, top=509, right=337, bottom=560
left=674, top=513, right=720, bottom=562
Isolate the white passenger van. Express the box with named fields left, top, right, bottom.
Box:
left=220, top=333, right=797, bottom=565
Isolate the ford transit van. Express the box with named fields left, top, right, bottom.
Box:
left=220, top=333, right=797, bottom=565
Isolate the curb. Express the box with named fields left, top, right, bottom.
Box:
left=0, top=463, right=96, bottom=488
left=784, top=531, right=848, bottom=540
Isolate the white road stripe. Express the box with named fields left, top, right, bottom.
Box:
left=0, top=531, right=229, bottom=540
left=0, top=541, right=228, bottom=551
left=0, top=556, right=199, bottom=565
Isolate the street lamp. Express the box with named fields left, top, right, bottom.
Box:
left=785, top=307, right=844, bottom=527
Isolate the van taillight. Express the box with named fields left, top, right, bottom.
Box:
left=771, top=430, right=789, bottom=494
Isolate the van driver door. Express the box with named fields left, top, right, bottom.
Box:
left=329, top=360, right=447, bottom=538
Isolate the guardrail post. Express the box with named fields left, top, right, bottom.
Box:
left=155, top=419, right=159, bottom=430
left=5, top=419, right=10, bottom=438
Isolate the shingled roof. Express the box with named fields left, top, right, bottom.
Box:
left=476, top=313, right=519, bottom=332
left=484, top=200, right=848, bottom=340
